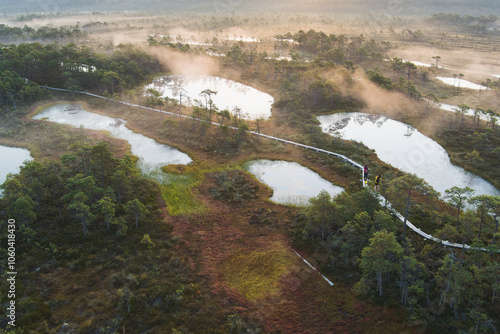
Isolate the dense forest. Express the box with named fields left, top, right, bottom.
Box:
left=0, top=40, right=160, bottom=110
left=425, top=14, right=499, bottom=34
left=1, top=15, right=500, bottom=333
left=0, top=143, right=235, bottom=332
left=0, top=24, right=87, bottom=43
left=292, top=185, right=500, bottom=332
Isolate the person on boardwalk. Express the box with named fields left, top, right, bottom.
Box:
left=374, top=174, right=381, bottom=191
left=363, top=164, right=369, bottom=183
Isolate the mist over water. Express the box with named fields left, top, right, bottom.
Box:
left=317, top=112, right=500, bottom=197
left=425, top=101, right=493, bottom=122
left=436, top=77, right=490, bottom=90
left=145, top=75, right=274, bottom=120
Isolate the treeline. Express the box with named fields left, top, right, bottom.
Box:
left=0, top=0, right=215, bottom=13
left=0, top=142, right=231, bottom=332
left=275, top=29, right=390, bottom=64
left=147, top=35, right=194, bottom=53
left=0, top=70, right=45, bottom=109
left=436, top=105, right=500, bottom=190
left=365, top=57, right=443, bottom=100
left=292, top=175, right=500, bottom=333
left=0, top=142, right=155, bottom=238
left=0, top=24, right=87, bottom=43
left=3, top=0, right=500, bottom=15
left=367, top=65, right=422, bottom=99
left=0, top=41, right=161, bottom=110
left=214, top=34, right=367, bottom=125
left=426, top=13, right=500, bottom=35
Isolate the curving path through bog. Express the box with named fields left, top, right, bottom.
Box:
left=40, top=87, right=497, bottom=253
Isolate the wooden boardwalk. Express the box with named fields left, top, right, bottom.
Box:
left=40, top=87, right=497, bottom=253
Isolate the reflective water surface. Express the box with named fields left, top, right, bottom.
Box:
left=317, top=112, right=500, bottom=197
left=33, top=104, right=192, bottom=180
left=436, top=102, right=495, bottom=122
left=145, top=75, right=274, bottom=120
left=0, top=145, right=32, bottom=192
left=436, top=76, right=490, bottom=90
left=244, top=159, right=344, bottom=206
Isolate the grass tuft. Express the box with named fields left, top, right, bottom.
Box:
left=158, top=173, right=206, bottom=216
left=222, top=242, right=296, bottom=301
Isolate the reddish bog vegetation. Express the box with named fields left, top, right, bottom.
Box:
left=169, top=170, right=417, bottom=333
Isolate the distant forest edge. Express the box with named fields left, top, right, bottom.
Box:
left=426, top=13, right=500, bottom=34
left=1, top=0, right=500, bottom=15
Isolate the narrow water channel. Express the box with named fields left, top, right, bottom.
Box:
left=33, top=103, right=192, bottom=183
